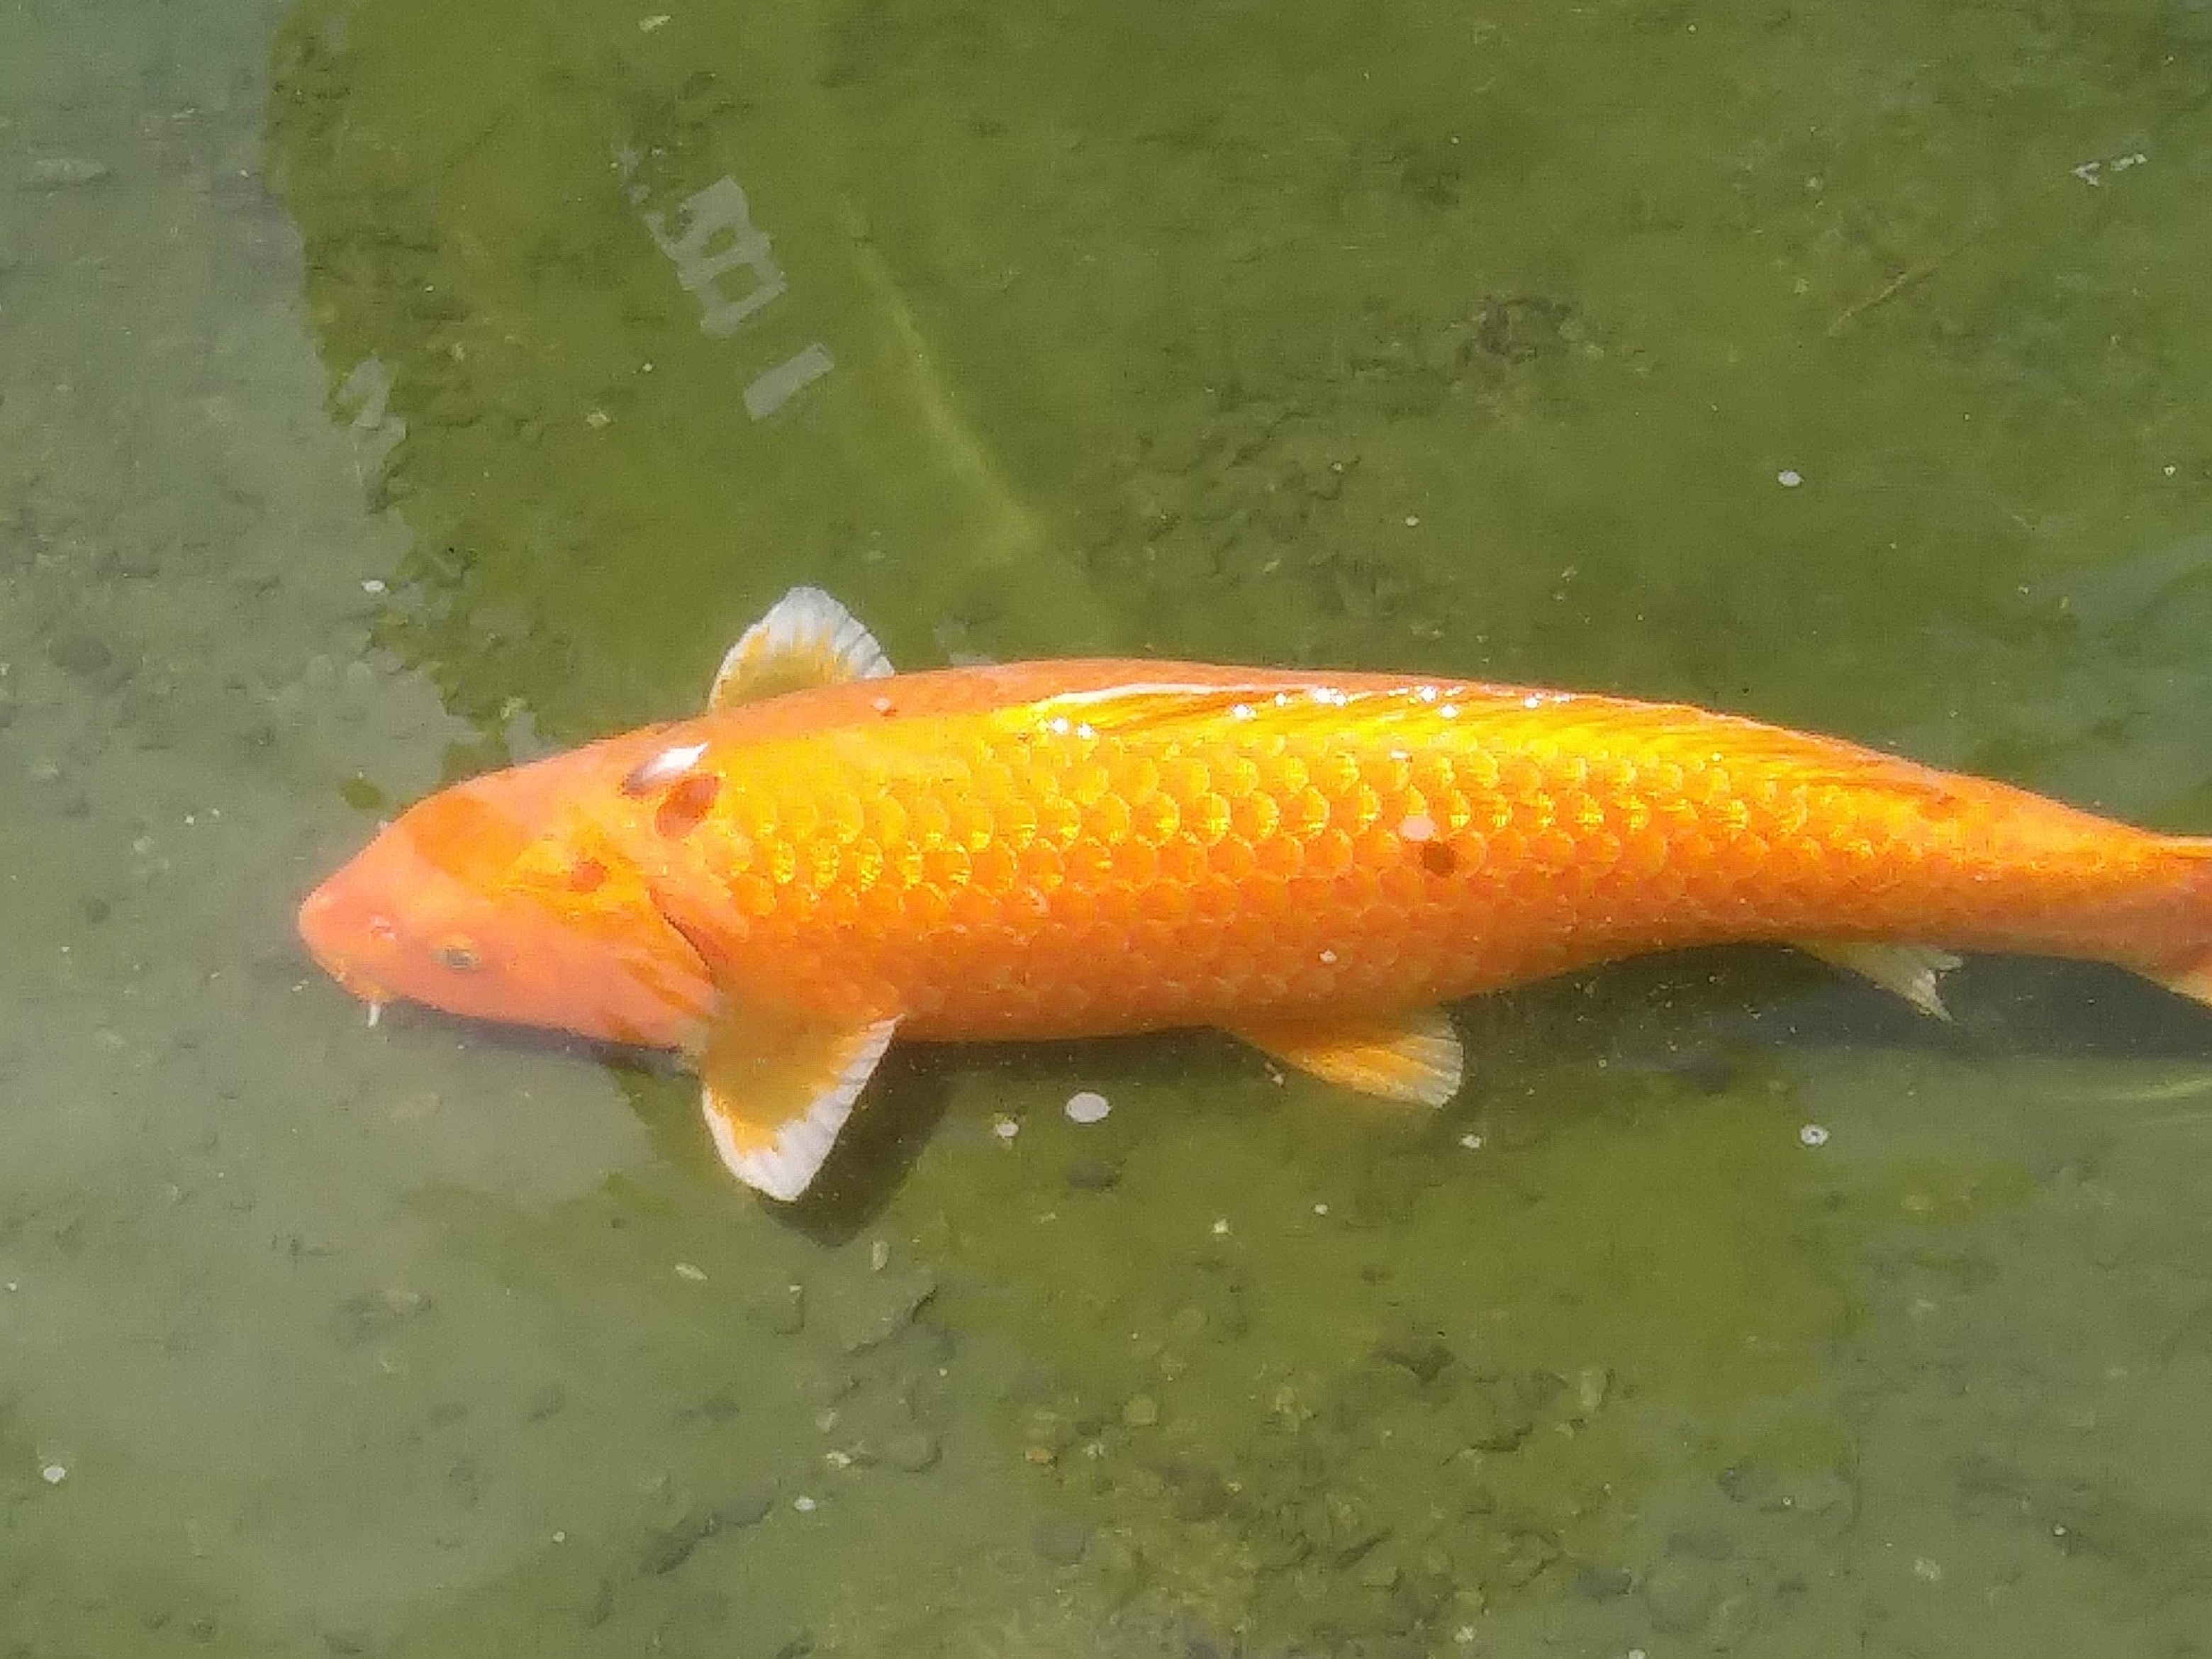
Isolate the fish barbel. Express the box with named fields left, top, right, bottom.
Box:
left=298, top=588, right=2212, bottom=1200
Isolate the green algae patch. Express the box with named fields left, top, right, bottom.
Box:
left=267, top=0, right=2212, bottom=772
left=869, top=1036, right=1900, bottom=1645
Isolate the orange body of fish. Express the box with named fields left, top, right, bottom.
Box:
left=299, top=588, right=2212, bottom=1200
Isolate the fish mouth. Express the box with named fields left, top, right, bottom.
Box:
left=296, top=886, right=396, bottom=1007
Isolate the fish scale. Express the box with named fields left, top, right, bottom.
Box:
left=298, top=586, right=2212, bottom=1203
left=629, top=681, right=2169, bottom=1041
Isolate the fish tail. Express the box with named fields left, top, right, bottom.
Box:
left=2133, top=839, right=2212, bottom=1007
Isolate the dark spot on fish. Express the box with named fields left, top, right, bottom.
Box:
left=655, top=772, right=721, bottom=839
left=1419, top=839, right=1458, bottom=876
left=568, top=856, right=608, bottom=894
left=435, top=942, right=482, bottom=973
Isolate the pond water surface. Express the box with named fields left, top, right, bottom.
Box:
left=4, top=1, right=2212, bottom=1654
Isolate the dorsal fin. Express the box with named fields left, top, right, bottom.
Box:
left=709, top=587, right=893, bottom=710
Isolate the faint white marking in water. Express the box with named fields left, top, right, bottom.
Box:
left=743, top=344, right=834, bottom=419
left=619, top=160, right=834, bottom=420
left=41, top=1465, right=66, bottom=1485
left=2072, top=150, right=2147, bottom=186
left=1799, top=1123, right=1830, bottom=1147
left=674, top=1262, right=707, bottom=1282
left=993, top=1116, right=1020, bottom=1141
left=793, top=1495, right=817, bottom=1512
left=1211, top=1218, right=1230, bottom=1236
left=1777, top=468, right=1803, bottom=488
left=1458, top=1132, right=1483, bottom=1150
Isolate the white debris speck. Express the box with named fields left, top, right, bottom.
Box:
left=992, top=1116, right=1020, bottom=1141
left=364, top=1002, right=383, bottom=1029
left=1211, top=1218, right=1230, bottom=1236
left=869, top=1238, right=890, bottom=1272
left=1397, top=813, right=1437, bottom=843
left=1454, top=1628, right=1476, bottom=1647
left=639, top=12, right=671, bottom=29
left=674, top=1261, right=707, bottom=1282
left=1404, top=515, right=1421, bottom=527
left=825, top=1450, right=853, bottom=1469
left=552, top=1530, right=566, bottom=1543
left=1777, top=469, right=1803, bottom=488
left=1064, top=1090, right=1111, bottom=1124
left=585, top=408, right=610, bottom=429
left=40, top=1465, right=67, bottom=1485
left=1313, top=1202, right=1329, bottom=1216
left=1799, top=1123, right=1830, bottom=1148
left=1912, top=1556, right=1943, bottom=1582
left=360, top=578, right=387, bottom=595
left=1458, top=1132, right=1484, bottom=1151
left=630, top=741, right=707, bottom=790
left=1230, top=703, right=1255, bottom=721
left=793, top=1495, right=817, bottom=1513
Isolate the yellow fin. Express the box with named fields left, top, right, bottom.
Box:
left=708, top=586, right=893, bottom=710
left=1797, top=941, right=1960, bottom=1020
left=697, top=1008, right=900, bottom=1202
left=1229, top=1007, right=1464, bottom=1107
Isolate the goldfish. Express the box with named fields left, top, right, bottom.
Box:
left=298, top=587, right=2212, bottom=1200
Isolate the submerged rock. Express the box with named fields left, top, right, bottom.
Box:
left=1033, top=1513, right=1091, bottom=1565
left=830, top=1266, right=937, bottom=1354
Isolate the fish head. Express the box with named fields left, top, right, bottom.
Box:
left=297, top=752, right=717, bottom=1051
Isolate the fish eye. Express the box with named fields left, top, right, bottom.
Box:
left=433, top=942, right=483, bottom=973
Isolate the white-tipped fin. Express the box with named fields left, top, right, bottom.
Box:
left=1228, top=1005, right=1465, bottom=1107
left=698, top=1009, right=900, bottom=1202
left=709, top=586, right=893, bottom=710
left=1799, top=941, right=1961, bottom=1020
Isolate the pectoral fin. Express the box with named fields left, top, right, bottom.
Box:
left=697, top=1008, right=900, bottom=1201
left=710, top=586, right=893, bottom=710
left=1797, top=940, right=1960, bottom=1020
left=1228, top=1007, right=1465, bottom=1107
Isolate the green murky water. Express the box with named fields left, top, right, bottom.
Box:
left=6, top=0, right=2212, bottom=1652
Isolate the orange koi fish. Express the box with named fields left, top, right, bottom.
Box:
left=300, top=588, right=2212, bottom=1200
